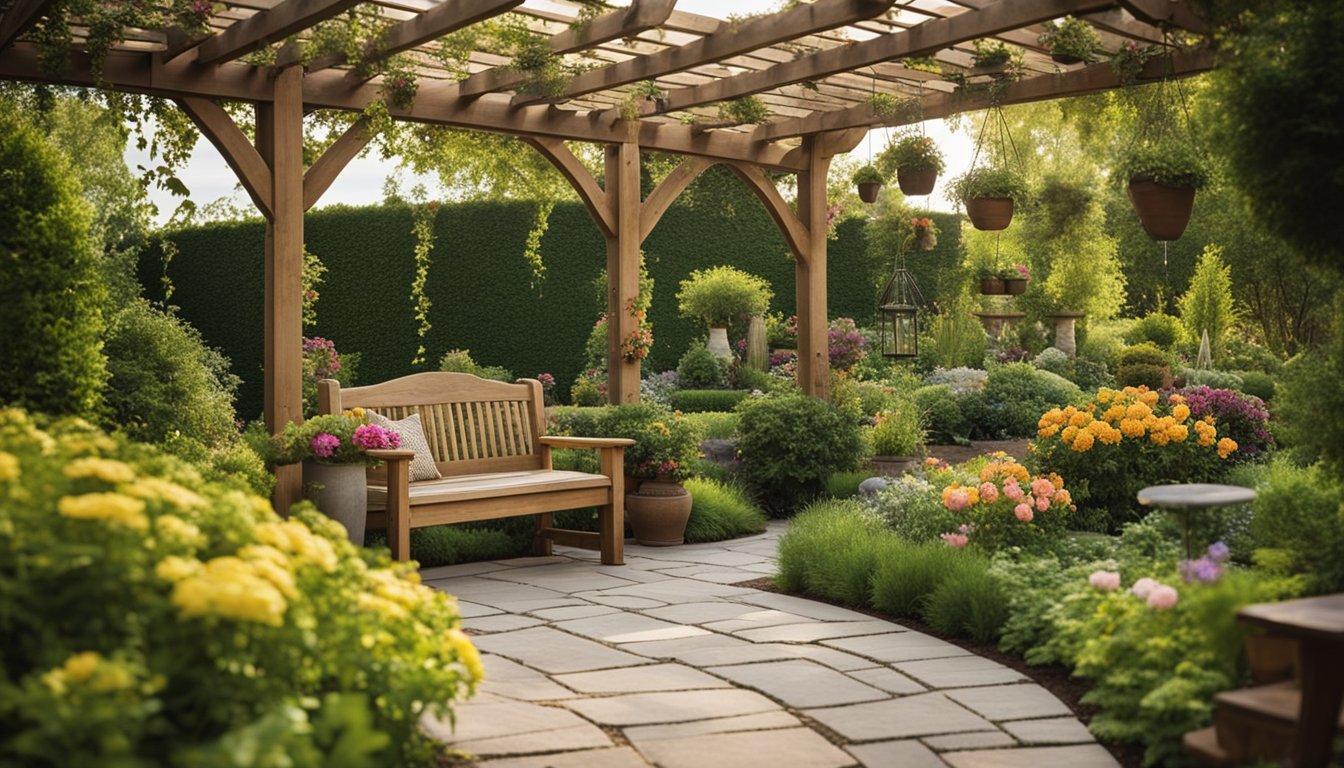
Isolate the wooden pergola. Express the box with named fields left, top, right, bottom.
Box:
left=0, top=0, right=1211, bottom=508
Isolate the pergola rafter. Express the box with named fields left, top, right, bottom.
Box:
left=0, top=0, right=1215, bottom=512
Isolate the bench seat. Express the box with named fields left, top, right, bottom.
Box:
left=368, top=469, right=610, bottom=507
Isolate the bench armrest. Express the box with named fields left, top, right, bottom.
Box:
left=538, top=436, right=636, bottom=450
left=366, top=449, right=417, bottom=461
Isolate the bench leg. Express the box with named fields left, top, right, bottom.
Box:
left=534, top=512, right=554, bottom=556
left=599, top=498, right=624, bottom=566
left=385, top=462, right=411, bottom=562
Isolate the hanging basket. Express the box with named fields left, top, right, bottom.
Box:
left=965, top=197, right=1015, bottom=230
left=1050, top=53, right=1085, bottom=65
left=897, top=167, right=937, bottom=196
left=1004, top=277, right=1028, bottom=295
left=1127, top=178, right=1196, bottom=241
left=913, top=228, right=937, bottom=251
left=980, top=277, right=1007, bottom=295
left=857, top=181, right=882, bottom=204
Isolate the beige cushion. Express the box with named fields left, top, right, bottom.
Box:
left=367, top=411, right=441, bottom=481
left=367, top=469, right=609, bottom=509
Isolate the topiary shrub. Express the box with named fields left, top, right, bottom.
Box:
left=1114, top=343, right=1171, bottom=390
left=104, top=300, right=240, bottom=449
left=676, top=266, right=773, bottom=328
left=676, top=342, right=730, bottom=389
left=736, top=393, right=864, bottom=517
left=1124, top=312, right=1184, bottom=350
left=0, top=408, right=481, bottom=766
left=976, top=363, right=1083, bottom=439
left=1236, top=370, right=1276, bottom=403
left=913, top=385, right=969, bottom=444
left=682, top=477, right=768, bottom=543
left=0, top=111, right=107, bottom=419
left=438, top=348, right=514, bottom=382
left=668, top=389, right=748, bottom=413
left=1177, top=367, right=1244, bottom=391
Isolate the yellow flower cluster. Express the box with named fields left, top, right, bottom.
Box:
left=0, top=450, right=19, bottom=481
left=58, top=493, right=148, bottom=531
left=255, top=519, right=339, bottom=572
left=165, top=554, right=292, bottom=627
left=979, top=456, right=1030, bottom=484
left=446, top=628, right=485, bottom=684
left=64, top=457, right=136, bottom=484
left=1038, top=386, right=1238, bottom=457
left=358, top=568, right=430, bottom=620
left=40, top=652, right=134, bottom=695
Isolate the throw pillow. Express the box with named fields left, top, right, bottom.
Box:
left=367, top=411, right=441, bottom=481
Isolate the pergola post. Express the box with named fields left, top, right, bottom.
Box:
left=604, top=139, right=641, bottom=404
left=795, top=135, right=831, bottom=400
left=258, top=63, right=305, bottom=513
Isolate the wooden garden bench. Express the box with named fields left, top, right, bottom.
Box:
left=317, top=372, right=631, bottom=565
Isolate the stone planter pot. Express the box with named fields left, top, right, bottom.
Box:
left=302, top=460, right=368, bottom=544
left=1127, top=178, right=1196, bottom=241
left=625, top=479, right=692, bottom=546
left=706, top=326, right=732, bottom=359
left=871, top=456, right=919, bottom=477
left=965, top=197, right=1015, bottom=231
left=896, top=167, right=937, bottom=196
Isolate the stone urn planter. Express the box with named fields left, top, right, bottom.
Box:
left=625, top=479, right=692, bottom=546
left=302, top=460, right=368, bottom=544
left=871, top=456, right=919, bottom=477
left=706, top=326, right=732, bottom=359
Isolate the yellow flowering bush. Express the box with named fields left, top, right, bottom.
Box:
left=1029, top=386, right=1239, bottom=531
left=0, top=409, right=480, bottom=766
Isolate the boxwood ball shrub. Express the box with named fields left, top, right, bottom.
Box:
left=1124, top=312, right=1184, bottom=350
left=736, top=393, right=864, bottom=517
left=669, top=389, right=748, bottom=413
left=913, top=385, right=969, bottom=444
left=676, top=342, right=730, bottom=388
left=0, top=409, right=481, bottom=765
left=978, top=364, right=1083, bottom=439
left=1114, top=343, right=1172, bottom=390
left=675, top=266, right=773, bottom=328
left=0, top=111, right=108, bottom=419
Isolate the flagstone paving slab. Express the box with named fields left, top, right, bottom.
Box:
left=847, top=666, right=929, bottom=695
left=945, top=684, right=1074, bottom=721
left=640, top=601, right=753, bottom=625
left=553, top=663, right=731, bottom=694
left=706, top=659, right=889, bottom=708
left=823, top=631, right=972, bottom=663
left=422, top=698, right=594, bottom=743
left=1000, top=717, right=1096, bottom=744
left=455, top=600, right=505, bottom=619
left=476, top=746, right=649, bottom=768
left=622, top=711, right=802, bottom=742
left=463, top=614, right=547, bottom=633
left=528, top=604, right=619, bottom=621
left=923, top=731, right=1020, bottom=751
left=553, top=612, right=712, bottom=644
left=941, top=744, right=1120, bottom=767
left=895, top=657, right=1029, bottom=689
left=450, top=723, right=615, bottom=758
left=804, top=692, right=995, bottom=741
left=651, top=565, right=769, bottom=583
left=735, top=620, right=904, bottom=643
left=734, top=591, right=888, bottom=621
left=562, top=689, right=781, bottom=726
left=475, top=655, right=579, bottom=701
left=845, top=739, right=949, bottom=768
left=471, top=627, right=653, bottom=674
left=630, top=727, right=854, bottom=768
left=700, top=608, right=819, bottom=633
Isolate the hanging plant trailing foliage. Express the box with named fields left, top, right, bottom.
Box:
left=879, top=133, right=946, bottom=196
left=1038, top=16, right=1101, bottom=65
left=409, top=198, right=438, bottom=367
left=718, top=96, right=771, bottom=124
left=852, top=164, right=885, bottom=204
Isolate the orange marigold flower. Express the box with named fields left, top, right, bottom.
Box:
left=1172, top=403, right=1191, bottom=422
left=1126, top=403, right=1151, bottom=421
left=1060, top=425, right=1079, bottom=445
left=1120, top=419, right=1146, bottom=438
left=1140, top=390, right=1160, bottom=407
left=1166, top=424, right=1188, bottom=442
left=1102, top=405, right=1127, bottom=424
left=1150, top=430, right=1170, bottom=446
left=1068, top=410, right=1091, bottom=428
left=1217, top=437, right=1238, bottom=458
left=1168, top=393, right=1185, bottom=405
left=1072, top=430, right=1095, bottom=452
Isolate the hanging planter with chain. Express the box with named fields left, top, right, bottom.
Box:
left=948, top=102, right=1028, bottom=231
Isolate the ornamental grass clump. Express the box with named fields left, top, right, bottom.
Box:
left=1030, top=385, right=1240, bottom=531
left=0, top=408, right=480, bottom=766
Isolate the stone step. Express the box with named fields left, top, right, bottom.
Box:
left=1183, top=726, right=1234, bottom=766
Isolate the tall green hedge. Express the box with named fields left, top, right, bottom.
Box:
left=144, top=169, right=960, bottom=416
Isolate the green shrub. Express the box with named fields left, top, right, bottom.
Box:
left=922, top=311, right=988, bottom=371
left=592, top=403, right=700, bottom=480
left=825, top=471, right=868, bottom=499
left=1178, top=246, right=1238, bottom=358
left=438, top=348, right=514, bottom=382
left=202, top=440, right=275, bottom=498
left=682, top=477, right=767, bottom=543
left=366, top=519, right=535, bottom=567
left=913, top=385, right=969, bottom=444
left=0, top=111, right=107, bottom=419
left=866, top=473, right=960, bottom=543
left=731, top=364, right=776, bottom=393
left=1124, top=312, right=1184, bottom=349
left=1219, top=338, right=1284, bottom=376
left=736, top=393, right=864, bottom=517
left=104, top=300, right=240, bottom=448
left=676, top=266, right=773, bottom=327
left=1248, top=460, right=1344, bottom=594
left=680, top=411, right=739, bottom=440
left=1117, top=343, right=1171, bottom=368
left=1115, top=343, right=1171, bottom=390
left=870, top=540, right=973, bottom=618
left=669, top=389, right=748, bottom=413
left=869, top=400, right=924, bottom=456
left=0, top=409, right=480, bottom=766
left=977, top=364, right=1083, bottom=439
left=676, top=342, right=731, bottom=388
left=774, top=499, right=886, bottom=605
left=1177, top=367, right=1244, bottom=391
left=1236, top=370, right=1276, bottom=402
left=922, top=565, right=1010, bottom=642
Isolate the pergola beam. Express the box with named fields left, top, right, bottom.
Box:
left=661, top=0, right=1118, bottom=114
left=303, top=116, right=370, bottom=210
left=1117, top=0, right=1208, bottom=34
left=195, top=0, right=363, bottom=66
left=175, top=96, right=274, bottom=218
left=339, top=0, right=523, bottom=78
left=757, top=48, right=1214, bottom=140
left=454, top=0, right=675, bottom=98
left=522, top=137, right=616, bottom=239
left=0, top=0, right=54, bottom=51
left=533, top=0, right=896, bottom=105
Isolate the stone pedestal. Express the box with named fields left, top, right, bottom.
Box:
left=1048, top=312, right=1085, bottom=357
left=973, top=311, right=1026, bottom=340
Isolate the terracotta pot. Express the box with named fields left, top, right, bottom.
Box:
left=1127, top=178, right=1196, bottom=241
left=965, top=197, right=1014, bottom=230
left=871, top=456, right=918, bottom=477
left=857, top=181, right=881, bottom=203
left=625, top=480, right=692, bottom=546
left=980, top=277, right=1006, bottom=295
left=1004, top=277, right=1028, bottom=295
left=897, top=167, right=937, bottom=196
left=302, top=460, right=368, bottom=544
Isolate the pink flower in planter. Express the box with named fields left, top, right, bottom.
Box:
left=1003, top=481, right=1024, bottom=501
left=1088, top=570, right=1121, bottom=592
left=1030, top=477, right=1055, bottom=498
left=310, top=432, right=341, bottom=458
left=1146, top=584, right=1179, bottom=610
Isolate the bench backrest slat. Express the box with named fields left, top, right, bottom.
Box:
left=318, top=372, right=547, bottom=477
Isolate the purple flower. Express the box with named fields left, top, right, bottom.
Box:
left=310, top=432, right=341, bottom=458
left=1179, top=557, right=1224, bottom=584
left=352, top=424, right=400, bottom=451
left=1207, top=541, right=1230, bottom=563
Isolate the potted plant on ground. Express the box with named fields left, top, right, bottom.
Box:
left=869, top=404, right=925, bottom=476
left=676, top=266, right=773, bottom=359
left=594, top=404, right=700, bottom=546
left=1115, top=141, right=1210, bottom=241
left=880, top=133, right=946, bottom=196
left=852, top=164, right=885, bottom=203
left=1038, top=16, right=1100, bottom=65
left=271, top=410, right=402, bottom=543
left=951, top=166, right=1029, bottom=230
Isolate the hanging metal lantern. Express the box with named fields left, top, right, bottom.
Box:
left=879, top=257, right=923, bottom=359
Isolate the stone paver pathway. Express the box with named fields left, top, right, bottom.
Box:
left=421, top=523, right=1118, bottom=768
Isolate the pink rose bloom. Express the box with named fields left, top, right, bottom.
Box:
left=940, top=532, right=969, bottom=549
left=1031, top=477, right=1055, bottom=498
left=1146, top=584, right=1179, bottom=610
left=1088, top=570, right=1121, bottom=591
left=1035, top=496, right=1050, bottom=512
left=1130, top=577, right=1159, bottom=599
left=979, top=482, right=999, bottom=503
left=1014, top=503, right=1033, bottom=522
left=945, top=489, right=970, bottom=512
left=1003, top=481, right=1024, bottom=501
